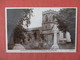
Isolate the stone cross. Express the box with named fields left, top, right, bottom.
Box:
left=51, top=23, right=59, bottom=49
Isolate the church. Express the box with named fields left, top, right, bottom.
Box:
left=40, top=9, right=71, bottom=49
left=21, top=9, right=71, bottom=49
left=8, top=9, right=72, bottom=50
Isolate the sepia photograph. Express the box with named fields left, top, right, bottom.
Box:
left=5, top=7, right=77, bottom=52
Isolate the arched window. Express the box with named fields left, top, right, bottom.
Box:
left=63, top=32, right=66, bottom=38
left=45, top=15, right=48, bottom=22
left=44, top=24, right=47, bottom=29
left=53, top=15, right=56, bottom=21
left=46, top=25, right=47, bottom=29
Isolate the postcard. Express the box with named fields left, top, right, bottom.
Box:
left=5, top=7, right=77, bottom=52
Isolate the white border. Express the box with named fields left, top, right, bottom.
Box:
left=5, top=7, right=77, bottom=53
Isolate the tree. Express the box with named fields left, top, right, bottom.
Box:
left=57, top=8, right=76, bottom=43
left=13, top=9, right=33, bottom=44
left=22, top=9, right=33, bottom=27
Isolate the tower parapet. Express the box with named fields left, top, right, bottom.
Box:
left=42, top=9, right=59, bottom=15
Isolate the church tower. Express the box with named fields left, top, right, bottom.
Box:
left=42, top=10, right=59, bottom=46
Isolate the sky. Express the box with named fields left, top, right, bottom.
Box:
left=27, top=8, right=61, bottom=28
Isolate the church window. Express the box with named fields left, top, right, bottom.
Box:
left=53, top=15, right=56, bottom=21
left=46, top=26, right=47, bottom=29
left=45, top=15, right=48, bottom=22
left=63, top=33, right=66, bottom=38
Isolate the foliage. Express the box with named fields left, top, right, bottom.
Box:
left=13, top=9, right=33, bottom=43
left=57, top=8, right=76, bottom=43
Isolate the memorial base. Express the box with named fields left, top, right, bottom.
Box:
left=51, top=44, right=59, bottom=49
